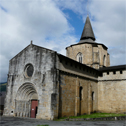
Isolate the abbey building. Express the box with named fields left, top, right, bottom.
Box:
left=3, top=16, right=126, bottom=120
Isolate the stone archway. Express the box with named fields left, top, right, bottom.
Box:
left=15, top=83, right=38, bottom=118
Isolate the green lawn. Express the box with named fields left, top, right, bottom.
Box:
left=55, top=113, right=126, bottom=121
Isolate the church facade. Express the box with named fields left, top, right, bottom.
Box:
left=3, top=16, right=126, bottom=120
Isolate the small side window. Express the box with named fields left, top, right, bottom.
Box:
left=92, top=92, right=95, bottom=100
left=79, top=87, right=83, bottom=101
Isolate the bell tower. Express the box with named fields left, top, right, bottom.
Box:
left=66, top=16, right=110, bottom=69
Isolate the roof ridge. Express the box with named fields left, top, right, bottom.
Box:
left=80, top=16, right=96, bottom=41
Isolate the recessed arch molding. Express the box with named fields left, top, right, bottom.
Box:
left=15, top=83, right=38, bottom=118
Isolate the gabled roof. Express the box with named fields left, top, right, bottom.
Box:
left=80, top=16, right=96, bottom=41
left=10, top=43, right=55, bottom=61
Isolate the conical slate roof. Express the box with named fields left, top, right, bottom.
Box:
left=80, top=16, right=96, bottom=41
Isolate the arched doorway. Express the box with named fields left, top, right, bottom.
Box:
left=15, top=83, right=38, bottom=118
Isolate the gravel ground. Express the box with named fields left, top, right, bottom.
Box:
left=0, top=116, right=126, bottom=126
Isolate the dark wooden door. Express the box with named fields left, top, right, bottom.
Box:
left=31, top=100, right=38, bottom=118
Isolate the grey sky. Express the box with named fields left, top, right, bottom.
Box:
left=0, top=0, right=126, bottom=82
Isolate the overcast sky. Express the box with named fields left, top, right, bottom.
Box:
left=0, top=0, right=126, bottom=82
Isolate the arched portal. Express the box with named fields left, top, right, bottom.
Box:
left=15, top=83, right=38, bottom=118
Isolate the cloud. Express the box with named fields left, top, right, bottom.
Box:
left=1, top=0, right=71, bottom=40
left=0, top=0, right=125, bottom=82
left=0, top=0, right=77, bottom=82
left=89, top=0, right=126, bottom=66
left=54, top=0, right=87, bottom=15
left=0, top=4, right=8, bottom=12
left=108, top=46, right=126, bottom=66
left=52, top=0, right=126, bottom=66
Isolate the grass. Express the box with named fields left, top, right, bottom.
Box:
left=55, top=113, right=126, bottom=121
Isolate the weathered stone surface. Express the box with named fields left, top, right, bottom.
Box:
left=66, top=44, right=110, bottom=69
left=3, top=16, right=126, bottom=120
left=58, top=72, right=98, bottom=117
left=4, top=43, right=126, bottom=120
left=98, top=70, right=126, bottom=113
left=4, top=44, right=58, bottom=120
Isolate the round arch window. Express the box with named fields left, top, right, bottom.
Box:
left=76, top=52, right=83, bottom=63
left=24, top=64, right=34, bottom=78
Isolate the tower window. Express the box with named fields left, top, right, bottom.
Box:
left=77, top=52, right=83, bottom=63
left=79, top=57, right=82, bottom=63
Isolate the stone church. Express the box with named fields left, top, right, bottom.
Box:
left=4, top=16, right=126, bottom=120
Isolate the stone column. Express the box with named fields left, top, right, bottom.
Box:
left=24, top=101, right=26, bottom=117
left=29, top=100, right=31, bottom=117
left=16, top=100, right=19, bottom=117
left=14, top=99, right=16, bottom=117
left=75, top=77, right=80, bottom=116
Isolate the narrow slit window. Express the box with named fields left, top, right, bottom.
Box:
left=79, top=87, right=83, bottom=101
left=92, top=92, right=95, bottom=100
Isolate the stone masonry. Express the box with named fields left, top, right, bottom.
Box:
left=3, top=15, right=126, bottom=120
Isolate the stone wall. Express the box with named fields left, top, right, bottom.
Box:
left=57, top=54, right=99, bottom=117
left=66, top=43, right=110, bottom=69
left=4, top=44, right=58, bottom=120
left=58, top=54, right=99, bottom=81
left=98, top=70, right=126, bottom=113
left=58, top=71, right=98, bottom=117
left=4, top=43, right=125, bottom=120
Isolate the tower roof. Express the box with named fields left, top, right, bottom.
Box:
left=80, top=16, right=96, bottom=41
